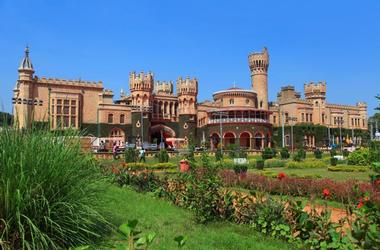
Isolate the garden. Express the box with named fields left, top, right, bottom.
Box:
left=1, top=126, right=380, bottom=249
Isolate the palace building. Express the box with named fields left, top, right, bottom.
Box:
left=12, top=47, right=367, bottom=149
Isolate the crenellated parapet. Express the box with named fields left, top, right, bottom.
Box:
left=37, top=77, right=103, bottom=88
left=155, top=80, right=173, bottom=94
left=129, top=71, right=154, bottom=92
left=176, top=76, right=198, bottom=96
left=304, top=81, right=326, bottom=100
left=248, top=47, right=269, bottom=75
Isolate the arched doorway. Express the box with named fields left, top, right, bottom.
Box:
left=210, top=133, right=220, bottom=150
left=150, top=124, right=176, bottom=147
left=224, top=132, right=236, bottom=148
left=240, top=132, right=251, bottom=149
left=254, top=132, right=264, bottom=150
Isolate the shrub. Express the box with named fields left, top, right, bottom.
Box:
left=314, top=148, right=323, bottom=159
left=215, top=148, right=223, bottom=161
left=150, top=162, right=177, bottom=170
left=296, top=148, right=306, bottom=160
left=233, top=164, right=248, bottom=174
left=343, top=149, right=350, bottom=157
left=156, top=148, right=169, bottom=163
left=280, top=147, right=290, bottom=159
left=292, top=153, right=302, bottom=162
left=256, top=159, right=265, bottom=170
left=227, top=144, right=238, bottom=158
left=264, top=159, right=287, bottom=168
left=327, top=165, right=369, bottom=172
left=330, top=157, right=338, bottom=166
left=330, top=148, right=337, bottom=157
left=0, top=128, right=110, bottom=249
left=286, top=159, right=327, bottom=169
left=271, top=148, right=278, bottom=158
left=262, top=147, right=273, bottom=160
left=347, top=148, right=371, bottom=165
left=125, top=147, right=139, bottom=163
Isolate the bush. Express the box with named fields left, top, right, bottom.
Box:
left=343, top=149, right=350, bottom=157
left=314, top=148, right=323, bottom=159
left=330, top=157, right=338, bottom=166
left=296, top=148, right=306, bottom=160
left=215, top=148, right=223, bottom=161
left=292, top=153, right=302, bottom=162
left=286, top=160, right=327, bottom=169
left=271, top=148, right=278, bottom=158
left=264, top=159, right=287, bottom=168
left=330, top=148, right=337, bottom=157
left=125, top=147, right=139, bottom=163
left=347, top=148, right=371, bottom=165
left=156, top=148, right=169, bottom=163
left=262, top=147, right=274, bottom=160
left=0, top=128, right=110, bottom=249
left=233, top=164, right=248, bottom=174
left=256, top=159, right=265, bottom=170
left=327, top=165, right=369, bottom=172
left=280, top=148, right=290, bottom=159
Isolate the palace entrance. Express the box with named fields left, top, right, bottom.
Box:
left=150, top=124, right=176, bottom=147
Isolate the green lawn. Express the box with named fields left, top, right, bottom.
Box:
left=248, top=167, right=373, bottom=181
left=97, top=183, right=295, bottom=250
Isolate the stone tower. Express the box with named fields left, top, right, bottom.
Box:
left=13, top=46, right=35, bottom=128
left=129, top=71, right=154, bottom=144
left=248, top=47, right=269, bottom=110
left=176, top=76, right=198, bottom=140
left=304, top=81, right=327, bottom=124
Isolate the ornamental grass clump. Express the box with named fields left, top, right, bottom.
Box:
left=0, top=128, right=110, bottom=250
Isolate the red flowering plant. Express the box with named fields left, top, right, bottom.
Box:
left=277, top=172, right=286, bottom=180
left=322, top=188, right=330, bottom=199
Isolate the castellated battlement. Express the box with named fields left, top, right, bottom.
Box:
left=37, top=77, right=103, bottom=88
left=154, top=81, right=173, bottom=94
left=129, top=71, right=154, bottom=92
left=304, top=81, right=326, bottom=99
left=102, top=89, right=114, bottom=96
left=176, top=76, right=198, bottom=96
left=248, top=47, right=269, bottom=73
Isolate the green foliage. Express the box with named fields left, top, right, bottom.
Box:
left=271, top=148, right=278, bottom=158
left=330, top=157, right=338, bottom=166
left=280, top=147, right=290, bottom=159
left=330, top=149, right=337, bottom=157
left=125, top=147, right=139, bottom=163
left=327, top=165, right=369, bottom=172
left=156, top=148, right=169, bottom=163
left=313, top=148, right=323, bottom=159
left=201, top=151, right=211, bottom=167
left=347, top=148, right=371, bottom=165
left=115, top=171, right=162, bottom=192
left=227, top=144, right=238, bottom=158
left=256, top=159, right=265, bottom=170
left=262, top=147, right=274, bottom=160
left=264, top=159, right=287, bottom=168
left=0, top=128, right=110, bottom=249
left=343, top=149, right=350, bottom=157
left=174, top=235, right=186, bottom=248
left=286, top=159, right=327, bottom=169
left=117, top=220, right=156, bottom=250
left=215, top=148, right=223, bottom=161
left=233, top=164, right=248, bottom=174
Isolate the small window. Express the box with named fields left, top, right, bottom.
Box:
left=246, top=99, right=250, bottom=104
left=310, top=114, right=313, bottom=122
left=301, top=113, right=305, bottom=122
left=229, top=99, right=234, bottom=105
left=273, top=116, right=276, bottom=123
left=260, top=101, right=263, bottom=108
left=120, top=114, right=125, bottom=124
left=108, top=114, right=114, bottom=124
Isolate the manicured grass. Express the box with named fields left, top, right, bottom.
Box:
left=248, top=167, right=374, bottom=181
left=98, top=183, right=295, bottom=250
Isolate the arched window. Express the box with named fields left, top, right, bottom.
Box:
left=229, top=99, right=234, bottom=105
left=260, top=101, right=263, bottom=108
left=120, top=114, right=125, bottom=124
left=108, top=114, right=113, bottom=124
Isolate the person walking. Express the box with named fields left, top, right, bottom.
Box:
left=112, top=142, right=118, bottom=160
left=139, top=147, right=146, bottom=163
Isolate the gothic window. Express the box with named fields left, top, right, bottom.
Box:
left=306, top=113, right=309, bottom=122
left=322, top=113, right=325, bottom=123
left=120, top=114, right=125, bottom=124
left=273, top=116, right=276, bottom=123
left=301, top=113, right=304, bottom=122
left=260, top=101, right=263, bottom=108
left=310, top=114, right=313, bottom=122
left=229, top=99, right=234, bottom=105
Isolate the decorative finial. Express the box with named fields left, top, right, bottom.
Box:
left=25, top=45, right=30, bottom=56
left=233, top=81, right=236, bottom=88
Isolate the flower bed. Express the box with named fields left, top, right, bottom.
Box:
left=220, top=170, right=380, bottom=205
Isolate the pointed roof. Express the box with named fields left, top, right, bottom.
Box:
left=19, top=46, right=34, bottom=71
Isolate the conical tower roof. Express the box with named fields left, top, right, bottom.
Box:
left=18, top=46, right=34, bottom=71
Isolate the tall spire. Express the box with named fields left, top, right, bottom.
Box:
left=19, top=46, right=34, bottom=71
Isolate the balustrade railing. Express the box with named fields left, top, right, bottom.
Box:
left=208, top=117, right=268, bottom=124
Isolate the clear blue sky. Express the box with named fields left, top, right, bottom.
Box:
left=1, top=0, right=379, bottom=115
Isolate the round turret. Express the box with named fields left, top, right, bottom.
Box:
left=248, top=47, right=269, bottom=110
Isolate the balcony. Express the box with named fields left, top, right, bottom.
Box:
left=208, top=117, right=269, bottom=124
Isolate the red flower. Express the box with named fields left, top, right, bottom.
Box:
left=376, top=179, right=380, bottom=185
left=322, top=188, right=330, bottom=198
left=277, top=172, right=286, bottom=180
left=357, top=201, right=364, bottom=209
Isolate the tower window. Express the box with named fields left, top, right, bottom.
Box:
left=229, top=99, right=234, bottom=105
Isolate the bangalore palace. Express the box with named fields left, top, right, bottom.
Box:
left=12, top=47, right=368, bottom=150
